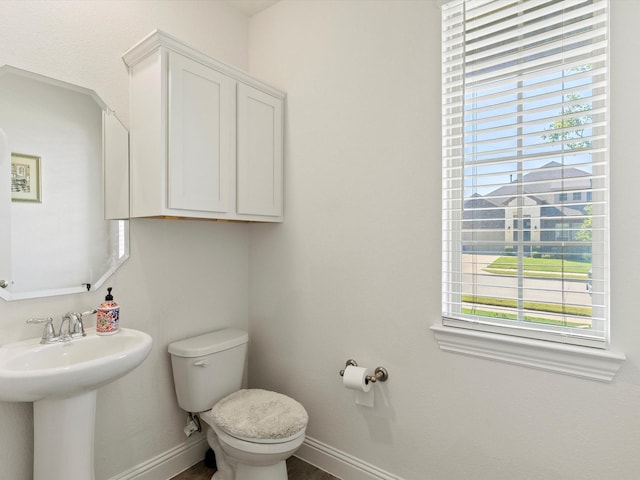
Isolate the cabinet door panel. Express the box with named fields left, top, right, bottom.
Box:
left=237, top=83, right=283, bottom=217
left=168, top=53, right=234, bottom=213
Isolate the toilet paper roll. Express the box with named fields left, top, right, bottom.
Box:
left=342, top=365, right=373, bottom=392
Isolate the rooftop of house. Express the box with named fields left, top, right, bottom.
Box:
left=474, top=161, right=591, bottom=205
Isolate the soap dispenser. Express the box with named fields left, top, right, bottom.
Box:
left=97, top=287, right=120, bottom=335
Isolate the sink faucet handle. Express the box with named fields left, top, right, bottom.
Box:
left=27, top=317, right=56, bottom=344
left=27, top=317, right=54, bottom=325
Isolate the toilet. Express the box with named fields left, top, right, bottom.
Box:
left=168, top=328, right=308, bottom=480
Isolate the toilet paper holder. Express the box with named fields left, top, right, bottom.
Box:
left=339, top=359, right=389, bottom=383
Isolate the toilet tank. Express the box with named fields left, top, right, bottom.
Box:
left=168, top=328, right=248, bottom=413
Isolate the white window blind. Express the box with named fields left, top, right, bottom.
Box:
left=442, top=0, right=609, bottom=348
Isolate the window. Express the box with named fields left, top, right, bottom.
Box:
left=441, top=0, right=609, bottom=349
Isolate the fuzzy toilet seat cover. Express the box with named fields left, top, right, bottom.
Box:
left=210, top=389, right=308, bottom=440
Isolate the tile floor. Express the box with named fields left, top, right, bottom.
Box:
left=171, top=455, right=340, bottom=480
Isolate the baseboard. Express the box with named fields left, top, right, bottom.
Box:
left=296, top=436, right=406, bottom=480
left=107, top=435, right=208, bottom=480
left=106, top=433, right=404, bottom=480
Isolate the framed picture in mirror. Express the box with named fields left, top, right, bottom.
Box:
left=11, top=153, right=41, bottom=202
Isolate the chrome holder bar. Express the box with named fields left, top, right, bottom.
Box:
left=339, top=359, right=389, bottom=383
left=367, top=367, right=389, bottom=383
left=339, top=359, right=358, bottom=376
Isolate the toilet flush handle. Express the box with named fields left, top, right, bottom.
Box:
left=193, top=360, right=209, bottom=367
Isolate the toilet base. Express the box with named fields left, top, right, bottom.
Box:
left=212, top=461, right=287, bottom=480
left=204, top=420, right=299, bottom=480
left=209, top=455, right=288, bottom=480
left=235, top=461, right=288, bottom=480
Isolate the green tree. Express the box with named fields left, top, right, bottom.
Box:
left=541, top=67, right=593, bottom=259
left=541, top=92, right=592, bottom=150
left=575, top=204, right=592, bottom=242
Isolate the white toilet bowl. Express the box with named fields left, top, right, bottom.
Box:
left=201, top=389, right=308, bottom=480
left=202, top=410, right=306, bottom=480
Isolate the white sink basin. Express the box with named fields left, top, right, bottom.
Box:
left=0, top=328, right=152, bottom=402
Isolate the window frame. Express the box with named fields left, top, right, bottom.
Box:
left=435, top=0, right=625, bottom=380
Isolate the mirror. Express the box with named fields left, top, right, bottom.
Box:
left=0, top=66, right=129, bottom=300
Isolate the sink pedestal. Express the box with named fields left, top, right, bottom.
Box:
left=33, top=390, right=97, bottom=480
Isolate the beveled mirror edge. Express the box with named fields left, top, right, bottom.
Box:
left=103, top=110, right=130, bottom=221
left=0, top=65, right=108, bottom=110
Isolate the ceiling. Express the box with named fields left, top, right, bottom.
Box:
left=225, top=0, right=280, bottom=17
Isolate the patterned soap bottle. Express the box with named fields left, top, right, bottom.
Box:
left=96, top=287, right=120, bottom=335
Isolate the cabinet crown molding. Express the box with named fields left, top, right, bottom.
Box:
left=122, top=29, right=285, bottom=100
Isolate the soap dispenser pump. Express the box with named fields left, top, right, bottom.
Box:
left=97, top=287, right=120, bottom=335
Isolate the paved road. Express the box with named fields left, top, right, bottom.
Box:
left=460, top=254, right=592, bottom=318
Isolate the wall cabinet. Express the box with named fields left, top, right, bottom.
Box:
left=123, top=30, right=284, bottom=222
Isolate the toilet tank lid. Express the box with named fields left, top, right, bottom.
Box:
left=168, top=328, right=248, bottom=358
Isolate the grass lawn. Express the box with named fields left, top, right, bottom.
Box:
left=461, top=307, right=591, bottom=328
left=462, top=295, right=592, bottom=317
left=486, top=256, right=591, bottom=276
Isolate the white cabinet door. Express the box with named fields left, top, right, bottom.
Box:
left=236, top=83, right=283, bottom=218
left=168, top=52, right=235, bottom=213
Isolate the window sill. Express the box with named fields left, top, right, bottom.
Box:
left=431, top=324, right=626, bottom=382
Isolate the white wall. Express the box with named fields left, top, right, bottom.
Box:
left=0, top=2, right=251, bottom=479
left=247, top=1, right=640, bottom=479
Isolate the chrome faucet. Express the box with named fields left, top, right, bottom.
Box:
left=67, top=312, right=86, bottom=338
left=58, top=314, right=73, bottom=342
left=26, top=317, right=56, bottom=344
left=58, top=312, right=78, bottom=341
left=27, top=309, right=97, bottom=344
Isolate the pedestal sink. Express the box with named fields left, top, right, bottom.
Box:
left=0, top=328, right=152, bottom=480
